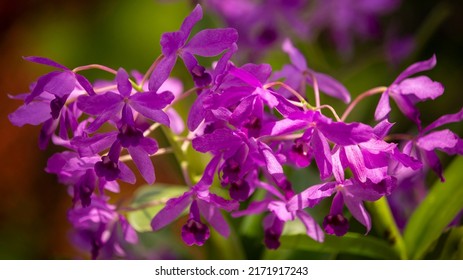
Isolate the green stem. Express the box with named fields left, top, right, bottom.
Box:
left=366, top=197, right=407, bottom=259
left=160, top=126, right=194, bottom=186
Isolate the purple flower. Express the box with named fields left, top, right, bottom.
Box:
left=68, top=197, right=138, bottom=259
left=149, top=4, right=238, bottom=90
left=307, top=0, right=400, bottom=56
left=8, top=57, right=93, bottom=149
left=72, top=107, right=158, bottom=184
left=233, top=181, right=324, bottom=249
left=151, top=187, right=238, bottom=246
left=46, top=151, right=119, bottom=207
left=273, top=39, right=350, bottom=103
left=78, top=68, right=173, bottom=133
left=399, top=108, right=463, bottom=181
left=288, top=177, right=396, bottom=235
left=375, top=55, right=445, bottom=129
left=262, top=110, right=375, bottom=180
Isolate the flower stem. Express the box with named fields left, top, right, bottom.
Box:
left=308, top=72, right=320, bottom=108
left=315, top=104, right=341, bottom=122
left=72, top=64, right=118, bottom=75
left=119, top=147, right=173, bottom=162
left=341, top=86, right=387, bottom=121
left=366, top=197, right=408, bottom=259
left=140, top=54, right=165, bottom=88
left=263, top=81, right=312, bottom=110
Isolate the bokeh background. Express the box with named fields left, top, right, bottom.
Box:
left=1, top=0, right=462, bottom=259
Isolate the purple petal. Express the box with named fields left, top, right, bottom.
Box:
left=424, top=107, right=463, bottom=133
left=309, top=72, right=351, bottom=103
left=149, top=55, right=177, bottom=92
left=232, top=200, right=271, bottom=217
left=317, top=120, right=374, bottom=145
left=8, top=101, right=51, bottom=126
left=268, top=201, right=294, bottom=222
left=72, top=132, right=118, bottom=157
left=187, top=91, right=208, bottom=131
left=151, top=191, right=193, bottom=231
left=344, top=145, right=367, bottom=183
left=119, top=216, right=138, bottom=244
left=130, top=90, right=173, bottom=110
left=297, top=211, right=324, bottom=242
left=192, top=128, right=241, bottom=153
left=77, top=92, right=123, bottom=115
left=179, top=4, right=203, bottom=40
left=197, top=199, right=230, bottom=237
left=206, top=193, right=239, bottom=212
left=394, top=54, right=436, bottom=83
left=23, top=56, right=69, bottom=70
left=166, top=108, right=185, bottom=134
left=391, top=94, right=421, bottom=128
left=374, top=91, right=391, bottom=121
left=417, top=129, right=459, bottom=152
left=424, top=150, right=444, bottom=181
left=392, top=148, right=422, bottom=170
left=282, top=38, right=307, bottom=71
left=260, top=142, right=285, bottom=185
left=26, top=71, right=61, bottom=103
left=118, top=161, right=136, bottom=184
left=343, top=196, right=372, bottom=233
left=332, top=147, right=345, bottom=182
left=128, top=146, right=155, bottom=184
left=129, top=92, right=173, bottom=126
left=312, top=130, right=332, bottom=180
left=229, top=66, right=262, bottom=88
left=43, top=71, right=76, bottom=98
left=373, top=119, right=394, bottom=138
left=184, top=28, right=239, bottom=57
left=39, top=118, right=58, bottom=150
left=116, top=68, right=132, bottom=97
left=194, top=155, right=221, bottom=191
left=75, top=74, right=96, bottom=96
left=398, top=76, right=444, bottom=101
left=287, top=182, right=337, bottom=211
left=260, top=118, right=308, bottom=136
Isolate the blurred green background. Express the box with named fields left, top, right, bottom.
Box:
left=0, top=0, right=462, bottom=259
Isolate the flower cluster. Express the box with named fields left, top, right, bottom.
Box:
left=202, top=0, right=401, bottom=59
left=8, top=4, right=463, bottom=258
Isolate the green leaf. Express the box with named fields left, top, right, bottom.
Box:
left=278, top=233, right=400, bottom=259
left=437, top=226, right=463, bottom=259
left=366, top=197, right=407, bottom=259
left=404, top=156, right=463, bottom=259
left=126, top=184, right=188, bottom=232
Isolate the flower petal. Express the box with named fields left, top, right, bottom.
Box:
left=287, top=182, right=337, bottom=211
left=197, top=199, right=230, bottom=237
left=8, top=101, right=51, bottom=126
left=151, top=192, right=192, bottom=231
left=149, top=55, right=177, bottom=92
left=398, top=76, right=444, bottom=101
left=282, top=38, right=307, bottom=71
left=23, top=56, right=69, bottom=70
left=116, top=68, right=132, bottom=97
left=128, top=146, right=155, bottom=184
left=297, top=211, right=324, bottom=242
left=394, top=54, right=436, bottom=83
left=374, top=91, right=391, bottom=121
left=343, top=195, right=372, bottom=233
left=184, top=28, right=239, bottom=57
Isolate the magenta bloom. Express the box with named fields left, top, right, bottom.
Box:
left=8, top=56, right=93, bottom=149
left=151, top=187, right=238, bottom=246
left=375, top=55, right=445, bottom=129
left=149, top=4, right=238, bottom=90
left=78, top=68, right=173, bottom=133
left=274, top=39, right=351, bottom=103
left=68, top=197, right=138, bottom=259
